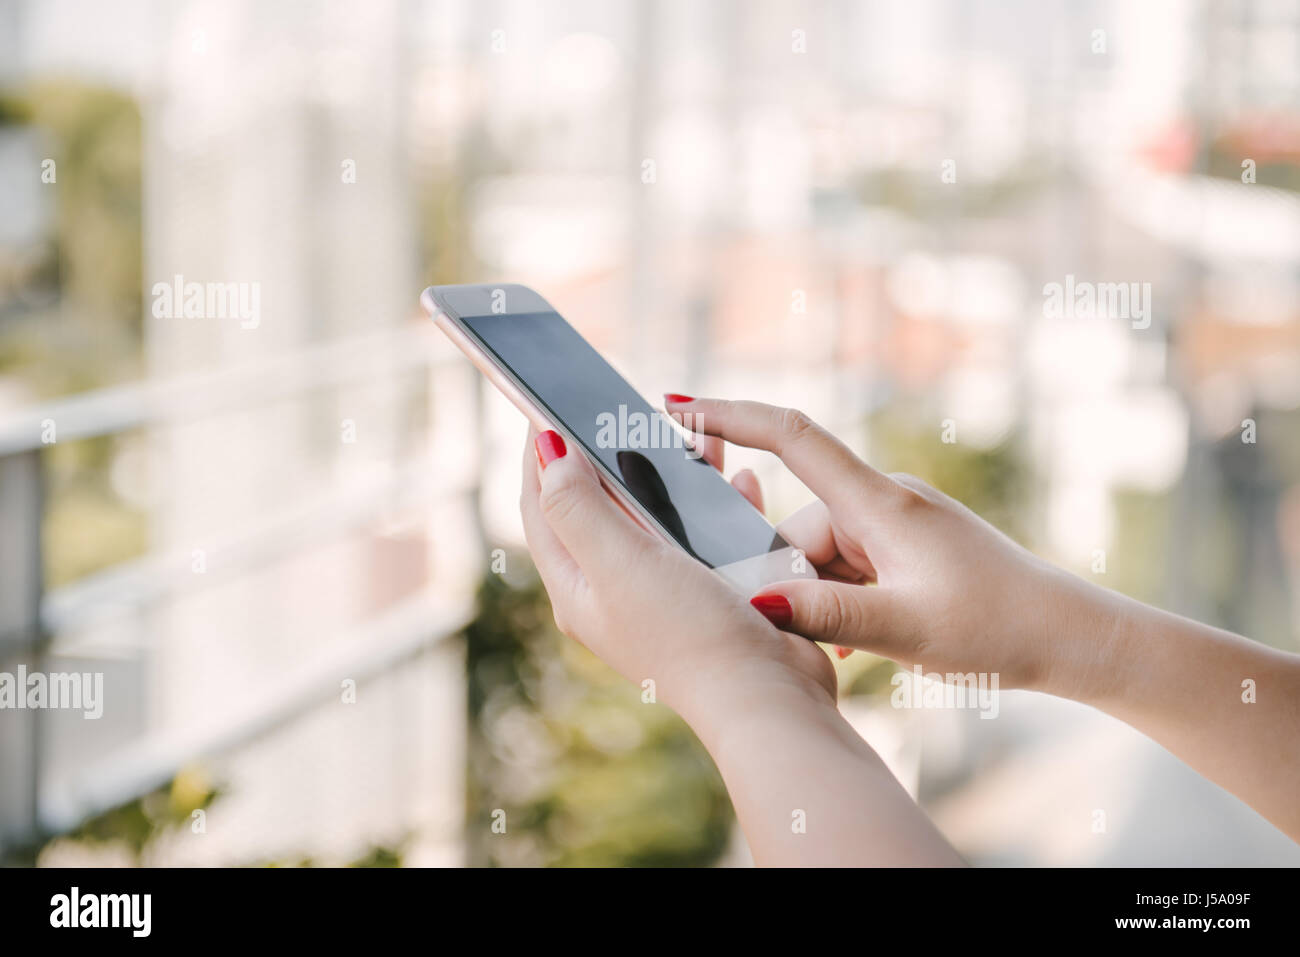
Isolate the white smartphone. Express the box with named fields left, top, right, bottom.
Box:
left=422, top=283, right=815, bottom=592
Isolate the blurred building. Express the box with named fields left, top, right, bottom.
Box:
left=2, top=0, right=478, bottom=866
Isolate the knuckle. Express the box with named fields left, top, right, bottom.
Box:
left=897, top=487, right=931, bottom=514
left=538, top=474, right=586, bottom=525
left=887, top=472, right=936, bottom=511
left=888, top=471, right=927, bottom=491
left=778, top=407, right=817, bottom=445
left=811, top=587, right=858, bottom=640
left=907, top=631, right=932, bottom=666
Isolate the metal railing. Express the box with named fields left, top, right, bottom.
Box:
left=0, top=323, right=482, bottom=854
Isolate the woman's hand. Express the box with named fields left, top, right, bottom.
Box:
left=665, top=396, right=1112, bottom=697
left=517, top=426, right=837, bottom=730
left=517, top=423, right=962, bottom=865
left=665, top=396, right=1300, bottom=843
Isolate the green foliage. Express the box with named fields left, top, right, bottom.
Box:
left=1108, top=488, right=1171, bottom=608
left=0, top=81, right=149, bottom=587
left=0, top=79, right=146, bottom=393
left=419, top=172, right=475, bottom=287
left=464, top=557, right=733, bottom=867
left=347, top=844, right=405, bottom=868
left=26, top=766, right=408, bottom=867
left=854, top=155, right=1058, bottom=217
left=865, top=407, right=1032, bottom=547
left=23, top=766, right=220, bottom=867
left=842, top=652, right=901, bottom=698
left=40, top=432, right=148, bottom=587
left=1206, top=139, right=1300, bottom=191
left=19, top=80, right=144, bottom=339
left=0, top=92, right=35, bottom=125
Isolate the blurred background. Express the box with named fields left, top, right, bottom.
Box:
left=1, top=0, right=1298, bottom=867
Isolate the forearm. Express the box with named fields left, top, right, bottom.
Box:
left=683, top=671, right=962, bottom=867
left=1046, top=581, right=1300, bottom=840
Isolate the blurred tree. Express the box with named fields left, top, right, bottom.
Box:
left=864, top=407, right=1032, bottom=548
left=1207, top=128, right=1300, bottom=192
left=419, top=172, right=474, bottom=288
left=0, top=80, right=143, bottom=392
left=463, top=556, right=733, bottom=867
left=855, top=156, right=1058, bottom=219
left=16, top=766, right=220, bottom=867
left=24, top=766, right=408, bottom=867
left=0, top=81, right=147, bottom=586
left=1109, top=488, right=1173, bottom=608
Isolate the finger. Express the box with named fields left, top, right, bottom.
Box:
left=694, top=432, right=726, bottom=472
left=731, top=468, right=764, bottom=512
left=775, top=501, right=840, bottom=567
left=519, top=428, right=583, bottom=600
left=775, top=501, right=873, bottom=583
left=817, top=560, right=871, bottom=584
left=749, top=578, right=897, bottom=652
left=532, top=428, right=658, bottom=585
left=668, top=409, right=724, bottom=471
left=665, top=397, right=899, bottom=521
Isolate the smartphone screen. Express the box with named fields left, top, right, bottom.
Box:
left=456, top=308, right=789, bottom=570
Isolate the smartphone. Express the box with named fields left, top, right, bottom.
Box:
left=421, top=283, right=815, bottom=592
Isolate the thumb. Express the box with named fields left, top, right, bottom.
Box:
left=533, top=429, right=653, bottom=581
left=749, top=579, right=896, bottom=651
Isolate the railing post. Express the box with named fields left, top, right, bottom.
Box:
left=0, top=448, right=45, bottom=858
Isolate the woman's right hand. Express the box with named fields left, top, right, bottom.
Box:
left=665, top=396, right=1115, bottom=697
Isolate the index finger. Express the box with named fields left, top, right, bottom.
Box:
left=664, top=397, right=899, bottom=518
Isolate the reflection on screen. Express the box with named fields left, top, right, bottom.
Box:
left=461, top=311, right=786, bottom=568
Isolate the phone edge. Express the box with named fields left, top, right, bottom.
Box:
left=422, top=285, right=670, bottom=542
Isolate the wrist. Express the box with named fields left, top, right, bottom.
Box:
left=669, top=648, right=840, bottom=749
left=671, top=646, right=960, bottom=866
left=1027, top=565, right=1134, bottom=703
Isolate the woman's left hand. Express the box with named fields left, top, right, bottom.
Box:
left=517, top=426, right=836, bottom=728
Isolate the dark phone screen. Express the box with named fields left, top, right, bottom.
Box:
left=460, top=310, right=786, bottom=568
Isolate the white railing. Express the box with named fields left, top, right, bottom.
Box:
left=0, top=324, right=482, bottom=852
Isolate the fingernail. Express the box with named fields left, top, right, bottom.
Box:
left=750, top=594, right=793, bottom=629
left=534, top=430, right=567, bottom=468
left=836, top=646, right=854, bottom=659
left=664, top=393, right=695, bottom=404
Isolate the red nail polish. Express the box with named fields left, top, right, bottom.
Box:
left=750, top=594, right=793, bottom=629
left=535, top=430, right=567, bottom=467
left=664, top=393, right=695, bottom=404
left=836, top=646, right=854, bottom=659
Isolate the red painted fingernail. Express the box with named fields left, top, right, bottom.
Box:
left=664, top=393, right=695, bottom=404
left=750, top=594, right=793, bottom=629
left=836, top=646, right=854, bottom=659
left=534, top=430, right=567, bottom=468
